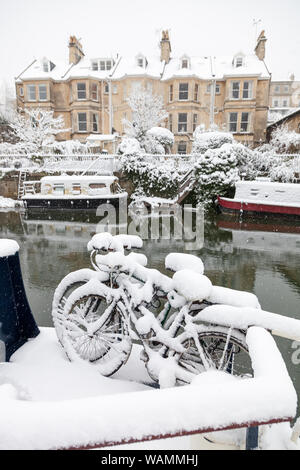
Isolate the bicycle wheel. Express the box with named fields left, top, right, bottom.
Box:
left=177, top=326, right=252, bottom=383
left=58, top=293, right=132, bottom=376
left=52, top=269, right=109, bottom=343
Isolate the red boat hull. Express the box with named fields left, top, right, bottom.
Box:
left=218, top=196, right=300, bottom=217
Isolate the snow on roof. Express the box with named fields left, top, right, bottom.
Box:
left=41, top=175, right=117, bottom=183
left=267, top=107, right=300, bottom=127
left=17, top=52, right=270, bottom=83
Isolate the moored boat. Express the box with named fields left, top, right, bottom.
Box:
left=21, top=175, right=127, bottom=210
left=218, top=181, right=300, bottom=217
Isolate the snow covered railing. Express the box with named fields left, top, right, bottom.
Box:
left=0, top=327, right=296, bottom=450
left=42, top=155, right=115, bottom=175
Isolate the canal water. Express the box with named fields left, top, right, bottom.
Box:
left=1, top=207, right=300, bottom=410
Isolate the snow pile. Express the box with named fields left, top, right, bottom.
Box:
left=0, top=196, right=20, bottom=209
left=0, top=327, right=296, bottom=450
left=0, top=239, right=19, bottom=257
left=118, top=136, right=142, bottom=155
left=172, top=270, right=212, bottom=302
left=166, top=252, right=204, bottom=274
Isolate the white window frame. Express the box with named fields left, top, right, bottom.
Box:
left=242, top=81, right=253, bottom=100
left=169, top=84, right=173, bottom=102
left=193, top=114, right=198, bottom=132
left=181, top=58, right=189, bottom=69
left=231, top=81, right=240, bottom=100
left=272, top=99, right=279, bottom=107
left=77, top=82, right=86, bottom=100
left=91, top=83, right=98, bottom=101
left=38, top=84, right=47, bottom=101
left=78, top=112, right=87, bottom=132
left=179, top=83, right=188, bottom=101
left=92, top=113, right=99, bottom=132
left=228, top=112, right=238, bottom=133
left=207, top=83, right=220, bottom=94
left=27, top=84, right=36, bottom=101
left=178, top=113, right=188, bottom=133
left=240, top=112, right=250, bottom=133
left=235, top=57, right=243, bottom=68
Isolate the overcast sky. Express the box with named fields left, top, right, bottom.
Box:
left=1, top=0, right=300, bottom=88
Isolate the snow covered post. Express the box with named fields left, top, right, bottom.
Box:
left=0, top=239, right=39, bottom=361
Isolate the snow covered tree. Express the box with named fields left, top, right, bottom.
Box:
left=8, top=108, right=69, bottom=158
left=269, top=124, right=300, bottom=153
left=145, top=127, right=174, bottom=154
left=192, top=126, right=234, bottom=154
left=194, top=144, right=240, bottom=208
left=123, top=87, right=168, bottom=142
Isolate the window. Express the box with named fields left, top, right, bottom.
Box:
left=181, top=59, right=189, bottom=69
left=231, top=82, right=240, bottom=99
left=92, top=113, right=99, bottom=132
left=19, top=87, right=24, bottom=97
left=235, top=57, right=243, bottom=68
left=27, top=85, right=36, bottom=101
left=104, top=83, right=109, bottom=94
left=282, top=100, right=288, bottom=107
left=284, top=85, right=289, bottom=93
left=78, top=113, right=87, bottom=132
left=91, top=83, right=98, bottom=101
left=38, top=84, right=47, bottom=101
left=113, top=84, right=118, bottom=94
left=207, top=83, right=220, bottom=94
left=93, top=59, right=113, bottom=71
left=178, top=113, right=187, bottom=132
left=193, top=114, right=198, bottom=132
left=100, top=61, right=106, bottom=71
left=169, top=84, right=173, bottom=102
left=53, top=184, right=65, bottom=195
left=275, top=85, right=280, bottom=94
left=169, top=114, right=173, bottom=132
left=72, top=183, right=81, bottom=195
left=194, top=84, right=199, bottom=101
left=179, top=83, right=188, bottom=100
left=229, top=112, right=238, bottom=132
left=273, top=99, right=279, bottom=107
left=243, top=81, right=253, bottom=99
left=91, top=61, right=98, bottom=71
left=77, top=83, right=86, bottom=100
left=240, top=112, right=250, bottom=132
left=178, top=141, right=187, bottom=154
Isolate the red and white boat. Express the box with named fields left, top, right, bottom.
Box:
left=218, top=181, right=300, bottom=217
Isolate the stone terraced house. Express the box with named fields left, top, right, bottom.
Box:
left=15, top=31, right=271, bottom=153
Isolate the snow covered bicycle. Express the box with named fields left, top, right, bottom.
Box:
left=52, top=233, right=260, bottom=386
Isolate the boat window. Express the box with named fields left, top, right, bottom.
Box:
left=275, top=190, right=285, bottom=193
left=72, top=183, right=81, bottom=195
left=89, top=183, right=107, bottom=190
left=53, top=184, right=65, bottom=194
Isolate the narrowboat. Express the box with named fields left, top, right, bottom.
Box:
left=218, top=181, right=300, bottom=217
left=21, top=175, right=127, bottom=210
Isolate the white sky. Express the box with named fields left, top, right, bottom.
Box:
left=0, top=0, right=300, bottom=88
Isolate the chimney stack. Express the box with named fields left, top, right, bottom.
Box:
left=254, top=30, right=267, bottom=61
left=68, top=36, right=84, bottom=65
left=160, top=30, right=171, bottom=64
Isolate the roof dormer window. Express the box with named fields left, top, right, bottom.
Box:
left=180, top=56, right=190, bottom=69
left=90, top=59, right=115, bottom=71
left=233, top=53, right=245, bottom=68
left=42, top=59, right=55, bottom=73
left=136, top=55, right=147, bottom=68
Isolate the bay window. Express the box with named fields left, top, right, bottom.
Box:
left=77, top=83, right=86, bottom=100
left=78, top=113, right=87, bottom=132
left=178, top=113, right=188, bottom=133
left=179, top=83, right=188, bottom=100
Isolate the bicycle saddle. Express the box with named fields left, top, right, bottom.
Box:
left=172, top=269, right=212, bottom=302
left=165, top=253, right=204, bottom=274
left=87, top=233, right=143, bottom=253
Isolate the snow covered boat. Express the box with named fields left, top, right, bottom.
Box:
left=21, top=175, right=127, bottom=210
left=218, top=181, right=300, bottom=217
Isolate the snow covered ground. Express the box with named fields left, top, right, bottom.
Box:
left=0, top=327, right=299, bottom=450
left=0, top=196, right=21, bottom=209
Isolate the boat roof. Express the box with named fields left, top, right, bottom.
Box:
left=236, top=180, right=300, bottom=190
left=40, top=175, right=117, bottom=183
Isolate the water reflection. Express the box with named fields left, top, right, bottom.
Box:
left=0, top=208, right=300, bottom=411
